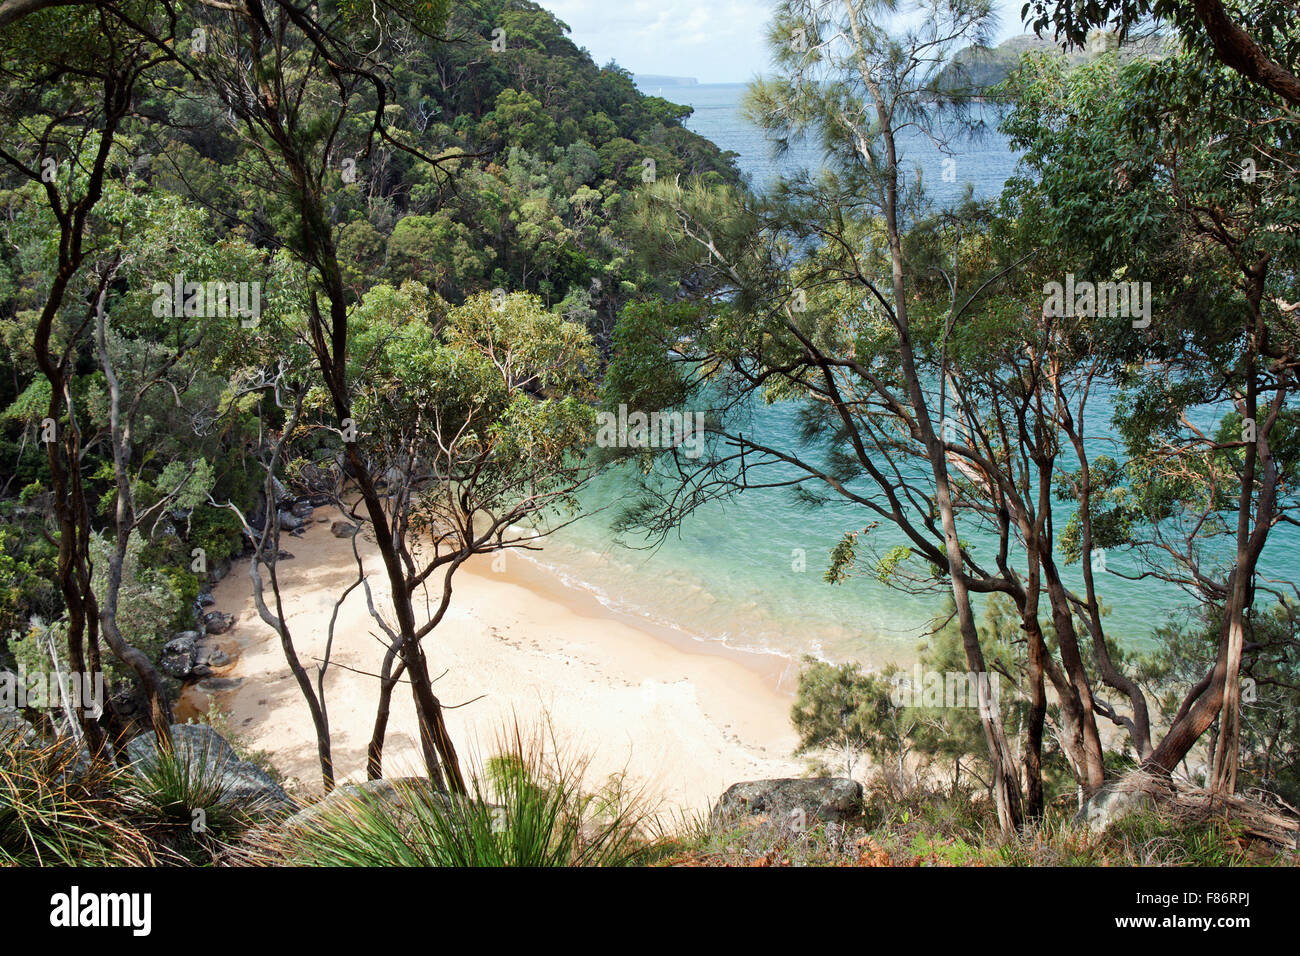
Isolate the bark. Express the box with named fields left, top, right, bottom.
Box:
left=1192, top=0, right=1300, bottom=107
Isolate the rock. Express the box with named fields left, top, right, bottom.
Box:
left=278, top=510, right=304, bottom=532
left=290, top=500, right=314, bottom=518
left=196, top=677, right=243, bottom=693
left=194, top=641, right=230, bottom=669
left=285, top=777, right=496, bottom=835
left=197, top=591, right=216, bottom=607
left=125, top=723, right=294, bottom=816
left=203, top=610, right=235, bottom=635
left=159, top=632, right=201, bottom=679
left=161, top=632, right=230, bottom=680
left=1077, top=771, right=1169, bottom=832
left=211, top=558, right=232, bottom=584
left=316, top=515, right=330, bottom=523
left=331, top=521, right=358, bottom=538
left=712, top=777, right=863, bottom=826
left=285, top=777, right=437, bottom=832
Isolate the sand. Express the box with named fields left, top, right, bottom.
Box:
left=196, top=506, right=805, bottom=814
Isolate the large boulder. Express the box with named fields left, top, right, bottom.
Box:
left=159, top=632, right=229, bottom=680
left=284, top=777, right=500, bottom=839
left=1076, top=770, right=1170, bottom=833
left=277, top=510, right=304, bottom=532
left=712, top=777, right=863, bottom=826
left=202, top=610, right=235, bottom=635
left=158, top=631, right=201, bottom=679
left=331, top=520, right=358, bottom=538
left=125, top=723, right=294, bottom=816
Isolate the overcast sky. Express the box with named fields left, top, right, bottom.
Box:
left=540, top=0, right=1036, bottom=83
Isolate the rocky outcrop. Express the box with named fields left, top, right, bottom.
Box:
left=125, top=723, right=295, bottom=816
left=712, top=777, right=863, bottom=826
left=277, top=510, right=304, bottom=532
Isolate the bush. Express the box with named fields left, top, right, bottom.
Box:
left=265, top=723, right=658, bottom=867
left=0, top=728, right=154, bottom=866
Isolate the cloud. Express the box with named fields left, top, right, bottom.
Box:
left=540, top=0, right=1033, bottom=83
left=543, top=0, right=774, bottom=82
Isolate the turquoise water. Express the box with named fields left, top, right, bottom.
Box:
left=522, top=83, right=1297, bottom=670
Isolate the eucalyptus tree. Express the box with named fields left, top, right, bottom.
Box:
left=0, top=6, right=190, bottom=751
left=163, top=0, right=482, bottom=788
left=611, top=0, right=1038, bottom=831
left=1021, top=0, right=1300, bottom=108
left=1003, top=49, right=1299, bottom=793
left=346, top=284, right=599, bottom=780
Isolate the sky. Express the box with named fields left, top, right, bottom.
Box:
left=541, top=0, right=1036, bottom=84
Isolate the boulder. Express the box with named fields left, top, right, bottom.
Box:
left=290, top=500, right=314, bottom=518
left=197, top=591, right=216, bottom=607
left=160, top=632, right=229, bottom=679
left=712, top=777, right=863, bottom=826
left=277, top=510, right=304, bottom=532
left=196, top=676, right=242, bottom=693
left=331, top=521, right=358, bottom=538
left=125, top=723, right=294, bottom=816
left=203, top=610, right=235, bottom=635
left=284, top=777, right=497, bottom=836
left=159, top=631, right=201, bottom=679
left=1076, top=770, right=1170, bottom=832
left=194, top=638, right=230, bottom=669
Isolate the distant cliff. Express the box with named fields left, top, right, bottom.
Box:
left=940, top=31, right=1173, bottom=91
left=634, top=74, right=700, bottom=88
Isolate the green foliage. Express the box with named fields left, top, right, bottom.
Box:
left=123, top=731, right=253, bottom=858
left=791, top=657, right=906, bottom=778
left=272, top=727, right=656, bottom=867
left=0, top=730, right=154, bottom=866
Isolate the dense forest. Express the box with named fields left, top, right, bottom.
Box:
left=0, top=0, right=1298, bottom=876
left=0, top=0, right=737, bottom=708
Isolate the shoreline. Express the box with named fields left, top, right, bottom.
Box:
left=196, top=507, right=808, bottom=813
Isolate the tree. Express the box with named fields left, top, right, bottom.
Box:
left=792, top=657, right=911, bottom=781
left=1020, top=0, right=1300, bottom=107
left=611, top=0, right=1031, bottom=832
left=345, top=284, right=600, bottom=777
left=1002, top=48, right=1299, bottom=792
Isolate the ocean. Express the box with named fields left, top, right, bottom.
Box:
left=518, top=82, right=1295, bottom=674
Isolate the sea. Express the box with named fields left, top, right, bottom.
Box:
left=516, top=82, right=1296, bottom=674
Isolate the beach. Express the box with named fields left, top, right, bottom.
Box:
left=194, top=507, right=805, bottom=813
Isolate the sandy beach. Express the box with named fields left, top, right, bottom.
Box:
left=194, top=507, right=804, bottom=814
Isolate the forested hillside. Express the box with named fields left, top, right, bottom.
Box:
left=0, top=0, right=737, bottom=697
